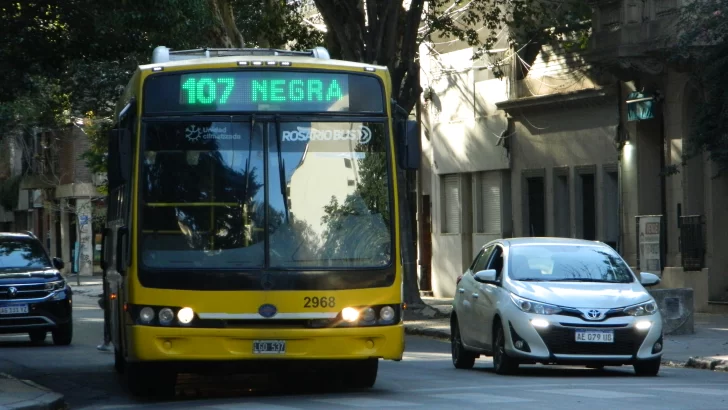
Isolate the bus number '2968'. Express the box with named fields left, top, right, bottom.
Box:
left=304, top=297, right=335, bottom=308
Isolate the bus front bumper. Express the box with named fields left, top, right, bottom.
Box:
left=127, top=324, right=405, bottom=363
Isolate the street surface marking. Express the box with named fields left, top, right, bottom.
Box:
left=430, top=392, right=534, bottom=403
left=311, top=397, right=415, bottom=407
left=649, top=387, right=728, bottom=396
left=534, top=388, right=653, bottom=399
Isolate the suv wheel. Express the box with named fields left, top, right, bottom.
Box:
left=52, top=321, right=73, bottom=346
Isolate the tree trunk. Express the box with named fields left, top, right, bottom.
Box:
left=207, top=0, right=245, bottom=48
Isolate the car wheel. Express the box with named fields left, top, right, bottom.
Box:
left=29, top=331, right=46, bottom=343
left=633, top=358, right=661, bottom=376
left=52, top=321, right=72, bottom=346
left=451, top=317, right=476, bottom=369
left=493, top=324, right=518, bottom=375
left=346, top=358, right=378, bottom=388
left=125, top=361, right=176, bottom=397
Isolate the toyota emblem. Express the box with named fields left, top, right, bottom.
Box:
left=586, top=309, right=601, bottom=319
left=7, top=287, right=17, bottom=298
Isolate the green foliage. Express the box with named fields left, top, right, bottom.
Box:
left=671, top=0, right=728, bottom=175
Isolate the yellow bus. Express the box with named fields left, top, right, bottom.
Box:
left=100, top=45, right=420, bottom=397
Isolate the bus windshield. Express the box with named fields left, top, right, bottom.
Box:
left=140, top=120, right=392, bottom=270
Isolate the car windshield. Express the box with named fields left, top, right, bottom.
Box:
left=508, top=244, right=635, bottom=283
left=0, top=238, right=52, bottom=269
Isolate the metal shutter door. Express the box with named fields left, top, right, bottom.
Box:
left=480, top=172, right=501, bottom=234
left=443, top=174, right=460, bottom=233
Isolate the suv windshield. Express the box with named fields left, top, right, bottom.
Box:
left=508, top=244, right=635, bottom=283
left=0, top=237, right=52, bottom=269
left=140, top=120, right=391, bottom=270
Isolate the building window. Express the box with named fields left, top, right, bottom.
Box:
left=553, top=167, right=570, bottom=238
left=442, top=174, right=460, bottom=234
left=523, top=170, right=545, bottom=237
left=576, top=165, right=597, bottom=241
left=344, top=158, right=352, bottom=168
left=475, top=171, right=501, bottom=234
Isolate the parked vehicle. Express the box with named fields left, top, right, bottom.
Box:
left=0, top=232, right=72, bottom=345
left=451, top=237, right=663, bottom=376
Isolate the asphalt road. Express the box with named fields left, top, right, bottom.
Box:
left=2, top=286, right=728, bottom=410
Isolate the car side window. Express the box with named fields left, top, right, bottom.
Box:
left=471, top=245, right=495, bottom=274
left=485, top=246, right=505, bottom=281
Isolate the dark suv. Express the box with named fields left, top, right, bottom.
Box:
left=0, top=232, right=72, bottom=345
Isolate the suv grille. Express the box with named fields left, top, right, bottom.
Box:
left=0, top=284, right=52, bottom=300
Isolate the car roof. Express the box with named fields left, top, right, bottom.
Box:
left=496, top=237, right=610, bottom=248
left=0, top=232, right=38, bottom=240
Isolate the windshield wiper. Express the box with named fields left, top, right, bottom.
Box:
left=274, top=115, right=289, bottom=223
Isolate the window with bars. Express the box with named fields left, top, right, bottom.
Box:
left=442, top=174, right=460, bottom=234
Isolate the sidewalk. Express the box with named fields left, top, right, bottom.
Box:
left=405, top=297, right=728, bottom=371
left=0, top=373, right=65, bottom=410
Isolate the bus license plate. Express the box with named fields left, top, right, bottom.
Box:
left=0, top=304, right=29, bottom=315
left=253, top=340, right=286, bottom=354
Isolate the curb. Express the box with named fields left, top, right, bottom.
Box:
left=404, top=324, right=450, bottom=340
left=404, top=325, right=728, bottom=373
left=0, top=373, right=66, bottom=410
left=683, top=357, right=728, bottom=372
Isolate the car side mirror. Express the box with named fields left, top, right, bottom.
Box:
left=474, top=269, right=497, bottom=283
left=52, top=257, right=64, bottom=270
left=640, top=272, right=660, bottom=287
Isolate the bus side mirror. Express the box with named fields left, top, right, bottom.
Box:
left=100, top=228, right=110, bottom=272
left=116, top=226, right=129, bottom=275
left=396, top=119, right=420, bottom=170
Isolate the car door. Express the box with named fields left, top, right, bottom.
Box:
left=458, top=245, right=494, bottom=347
left=472, top=245, right=505, bottom=349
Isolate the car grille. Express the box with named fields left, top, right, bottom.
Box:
left=0, top=284, right=52, bottom=300
left=535, top=326, right=648, bottom=355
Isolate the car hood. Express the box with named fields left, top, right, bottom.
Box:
left=508, top=280, right=651, bottom=309
left=0, top=268, right=61, bottom=283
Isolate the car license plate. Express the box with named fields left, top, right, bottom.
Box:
left=253, top=340, right=286, bottom=354
left=0, top=304, right=29, bottom=315
left=575, top=329, right=614, bottom=343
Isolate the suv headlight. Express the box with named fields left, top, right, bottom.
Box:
left=45, top=280, right=65, bottom=291
left=623, top=300, right=658, bottom=316
left=510, top=293, right=562, bottom=315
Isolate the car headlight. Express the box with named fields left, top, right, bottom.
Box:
left=623, top=300, right=658, bottom=316
left=510, top=293, right=562, bottom=315
left=44, top=280, right=65, bottom=291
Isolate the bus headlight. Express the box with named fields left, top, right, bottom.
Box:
left=158, top=308, right=174, bottom=325
left=341, top=307, right=360, bottom=322
left=139, top=307, right=155, bottom=324
left=177, top=307, right=194, bottom=324
left=379, top=306, right=395, bottom=323
left=362, top=307, right=376, bottom=323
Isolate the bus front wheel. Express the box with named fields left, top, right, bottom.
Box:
left=124, top=362, right=176, bottom=398
left=346, top=358, right=378, bottom=388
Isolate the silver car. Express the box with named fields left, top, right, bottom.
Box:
left=450, top=237, right=663, bottom=376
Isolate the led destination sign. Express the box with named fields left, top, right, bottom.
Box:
left=144, top=71, right=384, bottom=114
